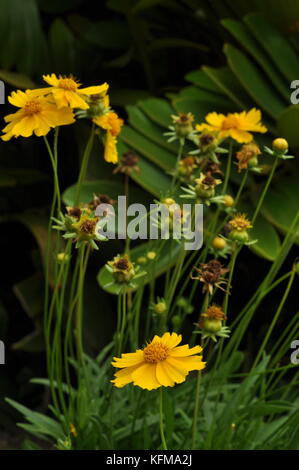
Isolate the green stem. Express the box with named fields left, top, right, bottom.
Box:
left=251, top=263, right=296, bottom=370
left=159, top=388, right=168, bottom=450
left=251, top=155, right=278, bottom=224
left=75, top=124, right=95, bottom=205
left=222, top=140, right=233, bottom=195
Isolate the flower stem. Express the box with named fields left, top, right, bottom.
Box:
left=251, top=154, right=278, bottom=224
left=159, top=388, right=168, bottom=450
left=75, top=124, right=95, bottom=205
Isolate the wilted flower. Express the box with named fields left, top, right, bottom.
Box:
left=191, top=259, right=229, bottom=294
left=107, top=254, right=135, bottom=283
left=113, top=150, right=140, bottom=175
left=236, top=142, right=261, bottom=172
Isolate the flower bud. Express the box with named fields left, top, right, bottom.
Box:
left=223, top=195, right=234, bottom=207
left=154, top=301, right=167, bottom=314
left=272, top=138, right=288, bottom=153
left=212, top=237, right=226, bottom=250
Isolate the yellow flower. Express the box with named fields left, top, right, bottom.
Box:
left=111, top=332, right=206, bottom=390
left=229, top=213, right=252, bottom=232
left=196, top=109, right=267, bottom=143
left=32, top=74, right=109, bottom=110
left=1, top=90, right=75, bottom=141
left=93, top=112, right=123, bottom=136
left=94, top=112, right=124, bottom=164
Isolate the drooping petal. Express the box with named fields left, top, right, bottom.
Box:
left=104, top=132, right=118, bottom=164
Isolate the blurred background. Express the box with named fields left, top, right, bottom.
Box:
left=1, top=0, right=299, bottom=449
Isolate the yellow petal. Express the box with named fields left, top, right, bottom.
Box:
left=111, top=363, right=141, bottom=388
left=170, top=344, right=202, bottom=357
left=8, top=90, right=28, bottom=108
left=229, top=128, right=253, bottom=143
left=79, top=83, right=109, bottom=96
left=131, top=363, right=161, bottom=390
left=66, top=90, right=89, bottom=110
left=205, top=112, right=225, bottom=128
left=43, top=73, right=59, bottom=87
left=112, top=350, right=144, bottom=368
left=163, top=360, right=188, bottom=384
left=168, top=355, right=206, bottom=372
left=160, top=332, right=182, bottom=349
left=156, top=362, right=175, bottom=387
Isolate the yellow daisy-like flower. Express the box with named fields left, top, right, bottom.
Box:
left=229, top=213, right=252, bottom=231
left=196, top=109, right=267, bottom=143
left=111, top=332, right=206, bottom=390
left=94, top=112, right=124, bottom=164
left=32, top=74, right=109, bottom=110
left=1, top=90, right=75, bottom=141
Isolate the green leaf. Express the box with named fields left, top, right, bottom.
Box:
left=185, top=69, right=226, bottom=94
left=222, top=18, right=289, bottom=102
left=97, top=240, right=181, bottom=295
left=244, top=13, right=299, bottom=83
left=224, top=44, right=286, bottom=119
left=149, top=37, right=208, bottom=52
left=0, top=70, right=36, bottom=89
left=126, top=105, right=178, bottom=153
left=120, top=125, right=175, bottom=170
left=138, top=98, right=174, bottom=128
left=5, top=398, right=64, bottom=441
left=178, top=86, right=235, bottom=109
left=62, top=179, right=150, bottom=207
left=250, top=216, right=281, bottom=261
left=84, top=19, right=130, bottom=50
left=49, top=18, right=74, bottom=72
left=261, top=188, right=299, bottom=241
left=277, top=105, right=299, bottom=148
left=202, top=66, right=252, bottom=110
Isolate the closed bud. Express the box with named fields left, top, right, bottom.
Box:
left=272, top=138, right=288, bottom=153
left=212, top=236, right=226, bottom=250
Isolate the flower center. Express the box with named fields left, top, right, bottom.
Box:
left=221, top=115, right=239, bottom=130
left=23, top=99, right=42, bottom=116
left=143, top=342, right=169, bottom=363
left=58, top=78, right=78, bottom=91
left=115, top=258, right=129, bottom=271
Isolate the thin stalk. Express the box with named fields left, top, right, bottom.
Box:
left=159, top=388, right=168, bottom=450
left=75, top=124, right=95, bottom=205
